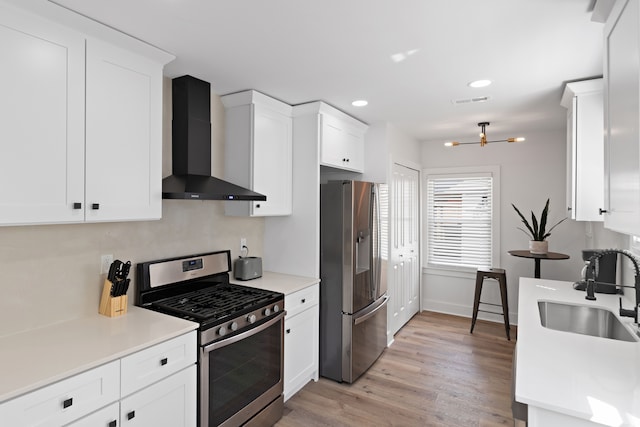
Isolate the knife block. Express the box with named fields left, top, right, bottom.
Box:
left=99, top=279, right=128, bottom=317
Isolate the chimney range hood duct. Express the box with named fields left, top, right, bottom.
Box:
left=162, top=75, right=266, bottom=201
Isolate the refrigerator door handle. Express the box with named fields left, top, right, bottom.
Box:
left=353, top=295, right=389, bottom=326
left=372, top=184, right=382, bottom=300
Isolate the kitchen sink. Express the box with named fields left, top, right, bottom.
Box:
left=538, top=301, right=637, bottom=342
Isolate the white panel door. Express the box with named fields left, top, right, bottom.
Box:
left=0, top=5, right=85, bottom=225
left=604, top=0, right=640, bottom=235
left=85, top=38, right=163, bottom=222
left=120, top=365, right=196, bottom=427
left=252, top=103, right=293, bottom=215
left=389, top=163, right=420, bottom=336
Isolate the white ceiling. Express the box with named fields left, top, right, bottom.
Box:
left=51, top=0, right=604, bottom=143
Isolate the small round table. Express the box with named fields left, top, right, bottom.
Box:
left=508, top=250, right=570, bottom=279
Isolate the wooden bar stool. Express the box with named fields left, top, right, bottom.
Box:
left=470, top=267, right=511, bottom=340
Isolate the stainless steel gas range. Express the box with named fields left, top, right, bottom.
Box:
left=136, top=250, right=285, bottom=427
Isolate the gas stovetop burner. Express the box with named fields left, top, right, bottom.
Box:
left=152, top=283, right=281, bottom=322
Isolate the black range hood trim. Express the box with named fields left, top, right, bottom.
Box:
left=162, top=75, right=266, bottom=202
left=162, top=174, right=266, bottom=201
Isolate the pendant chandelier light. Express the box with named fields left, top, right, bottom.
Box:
left=444, top=122, right=525, bottom=147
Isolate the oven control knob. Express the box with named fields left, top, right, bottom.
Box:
left=273, top=304, right=280, bottom=313
left=230, top=322, right=238, bottom=331
left=247, top=314, right=257, bottom=324
left=218, top=326, right=227, bottom=336
left=264, top=307, right=271, bottom=316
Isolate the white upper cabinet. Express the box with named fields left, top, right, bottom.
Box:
left=0, top=3, right=85, bottom=225
left=222, top=90, right=293, bottom=216
left=293, top=102, right=367, bottom=174
left=0, top=1, right=172, bottom=226
left=320, top=112, right=366, bottom=172
left=603, top=0, right=640, bottom=235
left=85, top=38, right=164, bottom=222
left=560, top=78, right=604, bottom=222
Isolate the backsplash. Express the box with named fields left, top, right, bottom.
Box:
left=0, top=78, right=264, bottom=337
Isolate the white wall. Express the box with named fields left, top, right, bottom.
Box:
left=363, top=122, right=422, bottom=184
left=0, top=78, right=264, bottom=337
left=421, top=128, right=590, bottom=324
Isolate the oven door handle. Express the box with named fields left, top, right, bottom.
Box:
left=202, top=310, right=287, bottom=353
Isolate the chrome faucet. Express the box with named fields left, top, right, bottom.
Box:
left=585, top=249, right=640, bottom=323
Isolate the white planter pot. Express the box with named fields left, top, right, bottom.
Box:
left=529, top=240, right=548, bottom=255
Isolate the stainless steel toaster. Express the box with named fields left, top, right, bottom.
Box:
left=234, top=257, right=263, bottom=280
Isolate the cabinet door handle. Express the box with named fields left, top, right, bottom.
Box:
left=92, top=203, right=100, bottom=210
left=73, top=202, right=82, bottom=209
left=127, top=411, right=136, bottom=420
left=301, top=298, right=306, bottom=304
left=599, top=208, right=608, bottom=215
left=286, top=328, right=291, bottom=334
left=160, top=357, right=168, bottom=366
left=567, top=207, right=572, bottom=211
left=108, top=420, right=117, bottom=427
left=62, top=397, right=73, bottom=408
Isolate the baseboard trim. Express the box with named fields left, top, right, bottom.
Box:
left=422, top=299, right=519, bottom=325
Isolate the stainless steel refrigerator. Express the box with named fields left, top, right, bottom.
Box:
left=320, top=180, right=388, bottom=383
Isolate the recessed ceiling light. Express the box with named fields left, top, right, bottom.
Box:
left=352, top=100, right=368, bottom=107
left=468, top=79, right=492, bottom=88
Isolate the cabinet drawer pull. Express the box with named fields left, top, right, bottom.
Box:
left=256, top=204, right=261, bottom=208
left=127, top=411, right=136, bottom=420
left=73, top=202, right=82, bottom=209
left=160, top=357, right=168, bottom=366
left=63, top=397, right=73, bottom=409
left=599, top=208, right=608, bottom=215
left=108, top=420, right=117, bottom=427
left=286, top=328, right=291, bottom=334
left=92, top=203, right=100, bottom=210
left=301, top=298, right=306, bottom=304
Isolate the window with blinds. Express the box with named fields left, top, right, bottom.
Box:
left=426, top=173, right=493, bottom=270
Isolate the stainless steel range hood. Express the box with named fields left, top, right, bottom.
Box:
left=162, top=75, right=266, bottom=201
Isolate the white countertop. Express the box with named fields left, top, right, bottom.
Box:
left=0, top=271, right=316, bottom=404
left=516, top=278, right=640, bottom=426
left=0, top=307, right=197, bottom=403
left=231, top=271, right=320, bottom=295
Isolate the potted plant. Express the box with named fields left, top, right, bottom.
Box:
left=512, top=198, right=566, bottom=254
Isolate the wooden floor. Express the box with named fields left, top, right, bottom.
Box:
left=276, top=311, right=517, bottom=427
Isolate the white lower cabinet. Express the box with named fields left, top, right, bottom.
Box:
left=66, top=402, right=119, bottom=427
left=284, top=284, right=319, bottom=401
left=0, top=331, right=197, bottom=427
left=120, top=365, right=196, bottom=427
left=0, top=360, right=120, bottom=427
left=69, top=367, right=196, bottom=427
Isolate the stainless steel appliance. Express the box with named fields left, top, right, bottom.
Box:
left=320, top=180, right=388, bottom=383
left=137, top=250, right=285, bottom=427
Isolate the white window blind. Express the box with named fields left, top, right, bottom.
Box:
left=426, top=174, right=493, bottom=269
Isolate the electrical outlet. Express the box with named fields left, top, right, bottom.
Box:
left=240, top=238, right=247, bottom=253
left=101, top=254, right=114, bottom=274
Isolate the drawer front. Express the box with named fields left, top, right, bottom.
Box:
left=285, top=284, right=319, bottom=318
left=120, top=365, right=196, bottom=427
left=120, top=331, right=196, bottom=397
left=0, top=360, right=119, bottom=427
left=66, top=402, right=119, bottom=427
